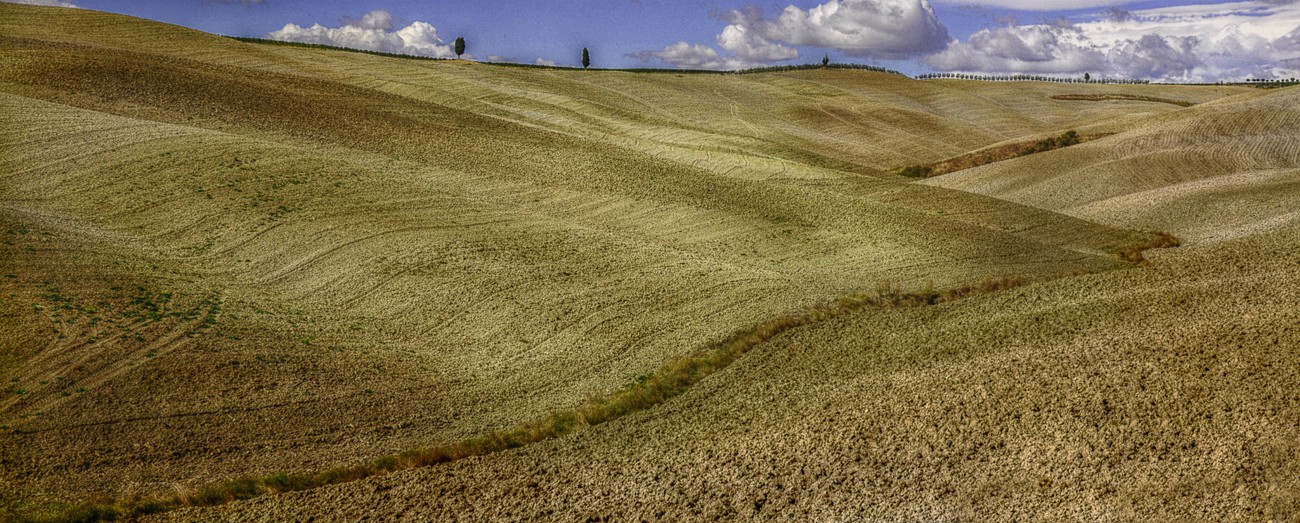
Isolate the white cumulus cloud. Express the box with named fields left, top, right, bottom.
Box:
left=750, top=0, right=951, bottom=58
left=629, top=42, right=739, bottom=69
left=266, top=10, right=457, bottom=58
left=717, top=18, right=799, bottom=62
left=534, top=57, right=557, bottom=66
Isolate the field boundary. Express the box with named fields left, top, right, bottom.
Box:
left=1050, top=93, right=1195, bottom=107
left=899, top=130, right=1109, bottom=179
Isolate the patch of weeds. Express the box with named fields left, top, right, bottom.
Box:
left=268, top=205, right=295, bottom=218
left=1118, top=231, right=1181, bottom=265
left=898, top=165, right=933, bottom=178
left=1018, top=130, right=1079, bottom=156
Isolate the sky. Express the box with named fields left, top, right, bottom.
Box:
left=9, top=0, right=1300, bottom=81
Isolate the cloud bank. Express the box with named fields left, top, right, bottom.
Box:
left=266, top=10, right=457, bottom=58
left=260, top=1, right=1298, bottom=81
left=3, top=0, right=78, bottom=7
left=931, top=0, right=1148, bottom=11
left=632, top=0, right=949, bottom=70
left=925, top=1, right=1300, bottom=81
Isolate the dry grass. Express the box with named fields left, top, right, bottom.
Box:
left=0, top=4, right=1291, bottom=522
left=166, top=225, right=1300, bottom=522
left=23, top=230, right=1189, bottom=522
left=18, top=276, right=1042, bottom=522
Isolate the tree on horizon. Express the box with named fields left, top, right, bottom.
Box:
left=582, top=47, right=590, bottom=69
left=454, top=37, right=465, bottom=59
left=822, top=54, right=829, bottom=67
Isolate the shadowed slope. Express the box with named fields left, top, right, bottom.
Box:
left=168, top=211, right=1300, bottom=523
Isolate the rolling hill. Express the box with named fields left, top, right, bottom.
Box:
left=925, top=87, right=1300, bottom=245
left=1, top=3, right=1296, bottom=521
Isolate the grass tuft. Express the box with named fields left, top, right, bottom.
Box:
left=1119, top=231, right=1181, bottom=265
left=899, top=165, right=933, bottom=178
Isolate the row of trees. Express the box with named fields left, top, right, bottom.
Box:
left=916, top=72, right=1151, bottom=84
left=452, top=37, right=591, bottom=68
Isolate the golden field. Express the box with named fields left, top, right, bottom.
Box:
left=0, top=4, right=1296, bottom=521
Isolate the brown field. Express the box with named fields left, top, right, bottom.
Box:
left=1, top=4, right=1297, bottom=522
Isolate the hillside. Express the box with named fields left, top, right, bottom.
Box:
left=1, top=4, right=1296, bottom=522
left=925, top=87, right=1300, bottom=245
left=170, top=193, right=1300, bottom=523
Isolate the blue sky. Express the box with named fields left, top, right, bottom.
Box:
left=12, top=0, right=1300, bottom=80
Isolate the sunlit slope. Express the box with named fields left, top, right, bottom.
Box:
left=0, top=3, right=1252, bottom=178
left=926, top=87, right=1300, bottom=244
left=187, top=220, right=1300, bottom=522
left=0, top=4, right=1181, bottom=509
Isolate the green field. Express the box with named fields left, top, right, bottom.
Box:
left=1, top=4, right=1297, bottom=521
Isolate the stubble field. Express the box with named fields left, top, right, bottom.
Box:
left=1, top=4, right=1297, bottom=521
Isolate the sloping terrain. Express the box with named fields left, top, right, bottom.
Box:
left=168, top=85, right=1300, bottom=522
left=174, top=200, right=1300, bottom=523
left=1, top=4, right=1294, bottom=522
left=926, top=87, right=1300, bottom=245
